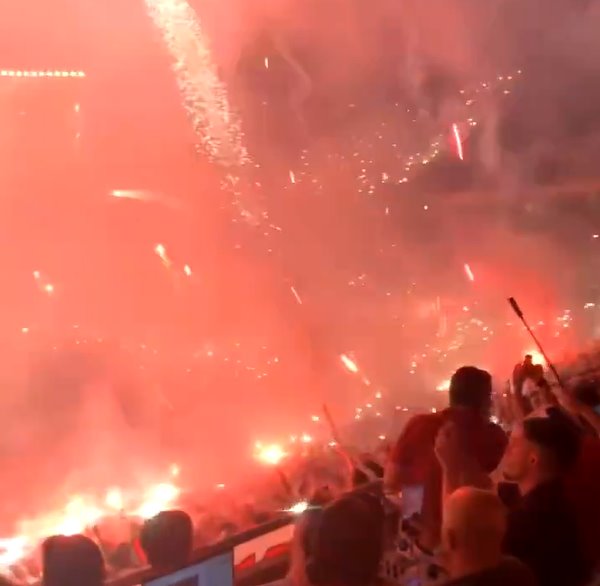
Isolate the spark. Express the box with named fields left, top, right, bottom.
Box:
left=452, top=123, right=464, bottom=161
left=340, top=353, right=359, bottom=374
left=287, top=501, right=309, bottom=515
left=44, top=284, right=54, bottom=295
left=264, top=57, right=270, bottom=70
left=289, top=170, right=296, bottom=184
left=154, top=243, right=172, bottom=268
left=464, top=263, right=475, bottom=282
left=110, top=189, right=148, bottom=201
left=183, top=264, right=192, bottom=277
left=290, top=286, right=303, bottom=305
left=143, top=0, right=248, bottom=167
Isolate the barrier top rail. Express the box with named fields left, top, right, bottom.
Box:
left=108, top=480, right=383, bottom=586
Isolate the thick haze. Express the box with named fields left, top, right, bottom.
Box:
left=0, top=0, right=599, bottom=527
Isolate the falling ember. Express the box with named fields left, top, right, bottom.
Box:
left=264, top=57, right=270, bottom=70
left=254, top=443, right=287, bottom=466
left=183, top=264, right=192, bottom=277
left=464, top=263, right=475, bottom=282
left=44, top=284, right=54, bottom=295
left=289, top=170, right=296, bottom=184
left=290, top=286, right=303, bottom=305
left=452, top=123, right=464, bottom=161
left=340, top=354, right=359, bottom=374
left=110, top=189, right=149, bottom=201
left=32, top=270, right=41, bottom=280
left=154, top=243, right=172, bottom=268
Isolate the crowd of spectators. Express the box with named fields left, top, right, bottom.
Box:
left=4, top=354, right=600, bottom=586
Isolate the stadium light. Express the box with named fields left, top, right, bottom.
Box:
left=0, top=70, right=86, bottom=78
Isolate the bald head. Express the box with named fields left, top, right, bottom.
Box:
left=443, top=487, right=507, bottom=557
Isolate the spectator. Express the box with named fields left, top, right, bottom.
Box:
left=522, top=377, right=557, bottom=415
left=559, top=379, right=600, bottom=435
left=558, top=380, right=600, bottom=570
left=140, top=510, right=193, bottom=573
left=512, top=355, right=545, bottom=417
left=385, top=366, right=506, bottom=549
left=440, top=487, right=535, bottom=586
left=303, top=494, right=384, bottom=586
left=285, top=507, right=324, bottom=586
left=500, top=408, right=592, bottom=586
left=42, top=534, right=105, bottom=586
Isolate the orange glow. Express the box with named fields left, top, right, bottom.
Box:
left=254, top=443, right=287, bottom=466
left=525, top=349, right=546, bottom=365
left=436, top=378, right=451, bottom=392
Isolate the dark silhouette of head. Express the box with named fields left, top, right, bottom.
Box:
left=502, top=407, right=581, bottom=487
left=42, top=534, right=105, bottom=586
left=524, top=355, right=533, bottom=365
left=449, top=366, right=493, bottom=414
left=140, top=510, right=193, bottom=572
left=304, top=494, right=384, bottom=586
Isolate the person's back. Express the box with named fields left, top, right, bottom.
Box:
left=386, top=366, right=506, bottom=549
left=441, top=487, right=536, bottom=586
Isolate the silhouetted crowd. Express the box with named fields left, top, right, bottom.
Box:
left=3, top=356, right=600, bottom=586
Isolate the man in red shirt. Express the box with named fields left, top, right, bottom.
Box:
left=384, top=366, right=507, bottom=550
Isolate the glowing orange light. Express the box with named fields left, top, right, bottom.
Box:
left=436, top=378, right=451, bottom=392
left=105, top=488, right=124, bottom=511
left=254, top=443, right=287, bottom=466
left=287, top=501, right=308, bottom=514
left=525, top=349, right=546, bottom=365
